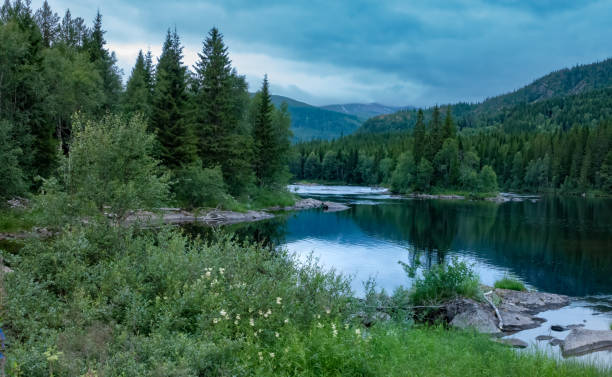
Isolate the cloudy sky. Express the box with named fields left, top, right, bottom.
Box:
left=32, top=0, right=612, bottom=107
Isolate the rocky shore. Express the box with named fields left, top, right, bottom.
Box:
left=126, top=198, right=350, bottom=226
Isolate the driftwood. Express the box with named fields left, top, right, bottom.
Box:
left=483, top=291, right=504, bottom=330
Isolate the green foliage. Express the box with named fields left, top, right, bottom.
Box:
left=409, top=258, right=481, bottom=306
left=0, top=120, right=25, bottom=199
left=150, top=28, right=196, bottom=168
left=494, top=277, right=527, bottom=291
left=172, top=161, right=232, bottom=209
left=415, top=158, right=433, bottom=192
left=122, top=50, right=154, bottom=119
left=390, top=152, right=415, bottom=193
left=478, top=165, right=498, bottom=193
left=35, top=114, right=170, bottom=225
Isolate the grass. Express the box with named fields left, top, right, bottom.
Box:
left=0, top=207, right=36, bottom=233
left=494, top=277, right=527, bottom=291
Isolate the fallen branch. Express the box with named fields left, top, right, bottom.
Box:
left=483, top=291, right=504, bottom=330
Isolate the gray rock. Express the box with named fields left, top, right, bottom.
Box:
left=536, top=335, right=555, bottom=341
left=497, top=338, right=528, bottom=348
left=322, top=201, right=350, bottom=212
left=447, top=298, right=501, bottom=334
left=500, top=310, right=546, bottom=331
left=550, top=338, right=564, bottom=347
left=562, top=329, right=612, bottom=357
left=551, top=325, right=567, bottom=332
left=495, top=288, right=570, bottom=314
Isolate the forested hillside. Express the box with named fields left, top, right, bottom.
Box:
left=321, top=103, right=410, bottom=121
left=0, top=1, right=293, bottom=207
left=268, top=95, right=362, bottom=141
left=360, top=58, right=612, bottom=134
left=292, top=107, right=612, bottom=195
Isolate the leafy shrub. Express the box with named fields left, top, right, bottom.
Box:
left=410, top=258, right=481, bottom=305
left=173, top=161, right=232, bottom=209
left=0, top=120, right=25, bottom=200
left=34, top=113, right=170, bottom=226
left=494, top=277, right=526, bottom=291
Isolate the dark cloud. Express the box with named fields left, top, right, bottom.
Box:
left=33, top=0, right=612, bottom=106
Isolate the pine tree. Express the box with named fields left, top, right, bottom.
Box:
left=150, top=28, right=196, bottom=168
left=426, top=105, right=443, bottom=161
left=84, top=10, right=121, bottom=111
left=34, top=0, right=58, bottom=47
left=413, top=109, right=425, bottom=164
left=123, top=50, right=152, bottom=119
left=192, top=27, right=252, bottom=194
left=442, top=106, right=456, bottom=140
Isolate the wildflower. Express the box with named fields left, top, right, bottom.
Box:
left=331, top=323, right=338, bottom=337
left=316, top=322, right=324, bottom=328
left=258, top=310, right=263, bottom=316
left=316, top=314, right=321, bottom=319
left=344, top=324, right=349, bottom=330
left=325, top=307, right=331, bottom=314
left=275, top=332, right=280, bottom=338
left=284, top=318, right=289, bottom=324
left=234, top=320, right=239, bottom=325
left=249, top=318, right=255, bottom=326
left=259, top=329, right=263, bottom=333
left=219, top=267, right=225, bottom=275
left=213, top=318, right=219, bottom=324
left=205, top=271, right=211, bottom=278
left=269, top=352, right=275, bottom=358
left=254, top=331, right=259, bottom=337
left=276, top=297, right=282, bottom=305
left=355, top=328, right=361, bottom=336
left=284, top=347, right=289, bottom=353
left=249, top=307, right=254, bottom=313
left=258, top=351, right=263, bottom=361
left=236, top=314, right=241, bottom=320
left=220, top=309, right=227, bottom=317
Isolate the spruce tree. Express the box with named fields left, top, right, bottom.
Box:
left=192, top=27, right=252, bottom=195
left=413, top=109, right=425, bottom=164
left=443, top=106, right=456, bottom=140
left=252, top=76, right=291, bottom=187
left=123, top=50, right=152, bottom=119
left=84, top=10, right=121, bottom=111
left=34, top=0, right=58, bottom=47
left=150, top=28, right=196, bottom=168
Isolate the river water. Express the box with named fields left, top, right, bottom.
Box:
left=192, top=184, right=612, bottom=365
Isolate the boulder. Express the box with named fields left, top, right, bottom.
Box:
left=562, top=329, right=612, bottom=357
left=446, top=298, right=501, bottom=335
left=550, top=338, right=564, bottom=347
left=495, top=288, right=570, bottom=314
left=497, top=338, right=528, bottom=348
left=535, top=335, right=555, bottom=341
left=499, top=310, right=546, bottom=331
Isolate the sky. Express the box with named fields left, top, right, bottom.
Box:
left=31, top=0, right=612, bottom=107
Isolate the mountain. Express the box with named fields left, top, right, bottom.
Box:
left=321, top=103, right=411, bottom=121
left=268, top=95, right=362, bottom=140
left=359, top=57, right=612, bottom=133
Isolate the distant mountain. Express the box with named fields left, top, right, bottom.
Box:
left=321, top=103, right=411, bottom=121
left=359, top=57, right=612, bottom=133
left=269, top=95, right=362, bottom=141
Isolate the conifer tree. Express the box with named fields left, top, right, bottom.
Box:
left=443, top=106, right=456, bottom=140
left=84, top=10, right=121, bottom=111
left=426, top=105, right=443, bottom=161
left=150, top=28, right=196, bottom=168
left=123, top=50, right=152, bottom=119
left=413, top=109, right=426, bottom=164
left=192, top=27, right=252, bottom=194
left=34, top=0, right=58, bottom=47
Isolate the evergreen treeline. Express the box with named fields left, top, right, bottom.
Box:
left=0, top=1, right=292, bottom=206
left=292, top=107, right=612, bottom=195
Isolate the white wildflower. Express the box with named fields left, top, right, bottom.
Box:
left=249, top=318, right=255, bottom=326
left=275, top=332, right=280, bottom=338
left=269, top=352, right=275, bottom=358
left=276, top=297, right=282, bottom=305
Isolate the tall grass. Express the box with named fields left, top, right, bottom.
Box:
left=409, top=258, right=481, bottom=305
left=494, top=277, right=527, bottom=291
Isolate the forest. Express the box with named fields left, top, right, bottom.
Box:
left=0, top=0, right=293, bottom=208
left=292, top=104, right=612, bottom=195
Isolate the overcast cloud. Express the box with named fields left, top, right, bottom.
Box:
left=31, top=0, right=612, bottom=106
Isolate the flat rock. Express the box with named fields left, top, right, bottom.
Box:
left=497, top=338, right=528, bottom=348
left=446, top=298, right=501, bottom=334
left=550, top=338, right=564, bottom=347
left=322, top=201, right=350, bottom=212
left=562, top=329, right=612, bottom=357
left=500, top=310, right=546, bottom=332
left=536, top=335, right=555, bottom=341
left=495, top=288, right=570, bottom=314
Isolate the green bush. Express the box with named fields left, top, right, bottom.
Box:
left=0, top=120, right=26, bottom=200
left=410, top=258, right=481, bottom=305
left=494, top=277, right=526, bottom=291
left=34, top=113, right=170, bottom=226
left=173, top=161, right=233, bottom=209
